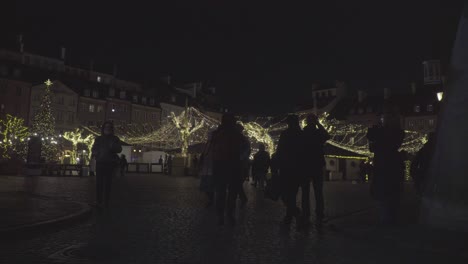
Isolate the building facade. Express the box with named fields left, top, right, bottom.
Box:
left=0, top=78, right=31, bottom=122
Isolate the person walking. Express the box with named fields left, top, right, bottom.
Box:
left=237, top=124, right=250, bottom=207
left=367, top=106, right=405, bottom=226
left=119, top=154, right=128, bottom=177
left=211, top=113, right=244, bottom=225
left=199, top=131, right=216, bottom=207
left=276, top=114, right=304, bottom=225
left=91, top=121, right=122, bottom=210
left=252, top=143, right=270, bottom=190
left=302, top=114, right=330, bottom=224
left=411, top=132, right=436, bottom=196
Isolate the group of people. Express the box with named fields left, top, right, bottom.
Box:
left=198, top=113, right=330, bottom=227
left=90, top=105, right=437, bottom=227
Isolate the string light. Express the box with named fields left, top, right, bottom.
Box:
left=0, top=114, right=28, bottom=159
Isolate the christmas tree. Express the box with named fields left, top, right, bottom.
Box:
left=31, top=79, right=58, bottom=162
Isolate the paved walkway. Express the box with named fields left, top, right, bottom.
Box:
left=0, top=174, right=466, bottom=264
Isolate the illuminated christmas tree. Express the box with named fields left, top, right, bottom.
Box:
left=31, top=79, right=58, bottom=162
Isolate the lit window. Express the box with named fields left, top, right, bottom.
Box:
left=97, top=105, right=103, bottom=113
left=97, top=76, right=102, bottom=82
left=414, top=105, right=420, bottom=113
left=427, top=104, right=433, bottom=112
left=89, top=104, right=95, bottom=112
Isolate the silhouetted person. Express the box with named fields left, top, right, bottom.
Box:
left=119, top=154, right=128, bottom=177
left=159, top=155, right=163, bottom=165
left=265, top=152, right=281, bottom=201
left=91, top=121, right=122, bottom=210
left=252, top=143, right=270, bottom=190
left=237, top=124, right=250, bottom=207
left=167, top=155, right=173, bottom=175
left=359, top=160, right=367, bottom=183
left=276, top=114, right=304, bottom=225
left=199, top=131, right=216, bottom=207
left=367, top=108, right=405, bottom=226
left=302, top=114, right=330, bottom=223
left=411, top=132, right=436, bottom=196
left=211, top=113, right=244, bottom=225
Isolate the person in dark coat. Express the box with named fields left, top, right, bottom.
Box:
left=91, top=121, right=122, bottom=210
left=276, top=114, right=304, bottom=225
left=211, top=113, right=244, bottom=225
left=237, top=124, right=250, bottom=206
left=302, top=114, right=330, bottom=223
left=411, top=132, right=436, bottom=196
left=367, top=107, right=405, bottom=226
left=252, top=143, right=270, bottom=190
left=119, top=154, right=128, bottom=177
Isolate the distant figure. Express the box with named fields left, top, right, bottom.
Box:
left=252, top=143, right=270, bottom=190
left=411, top=132, right=436, bottom=196
left=167, top=155, right=173, bottom=175
left=276, top=114, right=304, bottom=225
left=199, top=131, right=216, bottom=207
left=91, top=121, right=122, bottom=210
left=265, top=152, right=281, bottom=201
left=237, top=123, right=250, bottom=206
left=359, top=160, right=367, bottom=183
left=367, top=107, right=405, bottom=226
left=159, top=155, right=164, bottom=165
left=211, top=113, right=244, bottom=225
left=120, top=154, right=128, bottom=177
left=302, top=114, right=330, bottom=224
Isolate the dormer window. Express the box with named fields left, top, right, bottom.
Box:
left=84, top=89, right=91, bottom=97
left=133, top=95, right=138, bottom=103
left=427, top=104, right=433, bottom=112
left=120, top=91, right=126, bottom=99
left=414, top=105, right=421, bottom=113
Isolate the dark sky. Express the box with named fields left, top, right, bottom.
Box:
left=7, top=0, right=465, bottom=114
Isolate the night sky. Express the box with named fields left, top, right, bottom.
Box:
left=8, top=1, right=465, bottom=114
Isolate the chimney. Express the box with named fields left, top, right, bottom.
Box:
left=411, top=82, right=417, bottom=95
left=17, top=34, right=24, bottom=53
left=60, top=47, right=66, bottom=61
left=384, top=88, right=390, bottom=99
left=358, top=90, right=364, bottom=103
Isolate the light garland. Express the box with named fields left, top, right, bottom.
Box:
left=0, top=114, right=29, bottom=159
left=63, top=128, right=95, bottom=165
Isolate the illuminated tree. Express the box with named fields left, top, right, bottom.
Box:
left=63, top=128, right=95, bottom=164
left=31, top=79, right=58, bottom=162
left=171, top=107, right=205, bottom=157
left=0, top=114, right=28, bottom=159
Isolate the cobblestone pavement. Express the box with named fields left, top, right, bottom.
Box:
left=1, top=174, right=466, bottom=264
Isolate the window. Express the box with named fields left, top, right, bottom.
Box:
left=427, top=104, right=433, bottom=112
left=13, top=68, right=21, bottom=77
left=150, top=98, right=155, bottom=106
left=57, top=96, right=64, bottom=105
left=429, top=119, right=435, bottom=127
left=409, top=120, right=415, bottom=129
left=16, top=87, right=22, bottom=96
left=366, top=106, right=373, bottom=113
left=84, top=89, right=91, bottom=97
left=88, top=121, right=94, bottom=126
left=97, top=76, right=102, bottom=82
left=414, top=105, right=420, bottom=113
left=80, top=103, right=87, bottom=112
left=67, top=112, right=74, bottom=123
left=109, top=88, right=115, bottom=97
left=133, top=95, right=138, bottom=103
left=123, top=105, right=127, bottom=112
left=92, top=90, right=99, bottom=98
left=97, top=105, right=103, bottom=113
left=69, top=98, right=76, bottom=106
left=120, top=91, right=126, bottom=99
left=89, top=104, right=95, bottom=112
left=142, top=97, right=147, bottom=104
